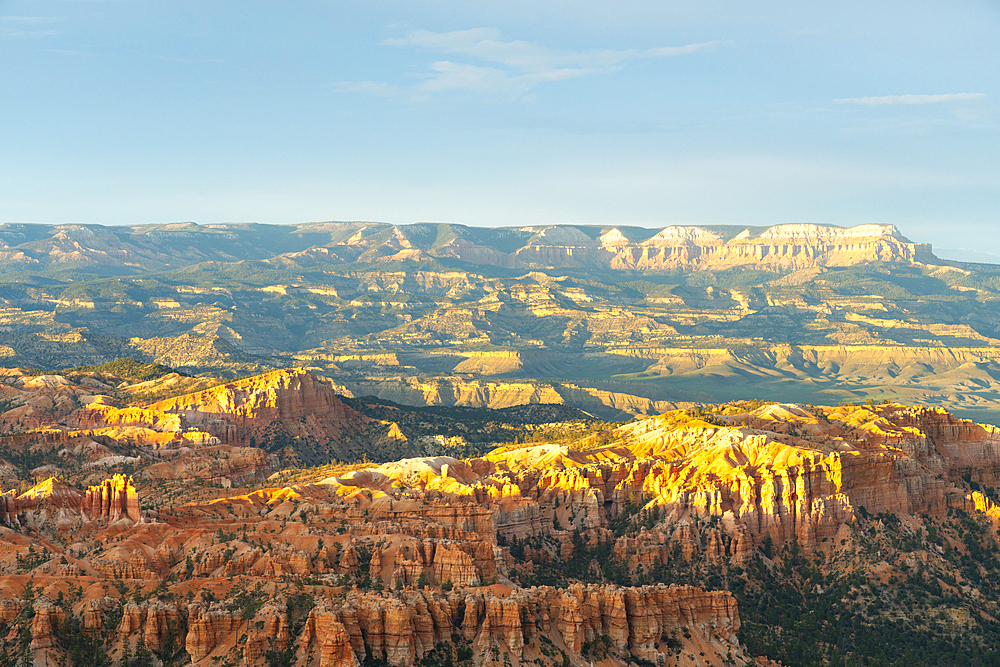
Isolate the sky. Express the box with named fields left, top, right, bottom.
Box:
left=0, top=0, right=998, bottom=260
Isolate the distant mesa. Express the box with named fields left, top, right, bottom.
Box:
left=0, top=220, right=937, bottom=275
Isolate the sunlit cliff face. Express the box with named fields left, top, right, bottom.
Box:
left=1, top=364, right=1000, bottom=666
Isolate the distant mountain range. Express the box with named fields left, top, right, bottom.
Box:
left=0, top=221, right=935, bottom=277
left=5, top=221, right=1000, bottom=422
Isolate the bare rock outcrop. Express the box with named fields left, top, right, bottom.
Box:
left=0, top=474, right=142, bottom=527
left=85, top=473, right=141, bottom=522
left=285, top=584, right=740, bottom=667
left=185, top=603, right=242, bottom=661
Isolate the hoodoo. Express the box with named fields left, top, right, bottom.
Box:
left=0, top=474, right=141, bottom=526
left=84, top=473, right=141, bottom=522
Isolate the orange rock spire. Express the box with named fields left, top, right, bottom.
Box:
left=84, top=473, right=140, bottom=522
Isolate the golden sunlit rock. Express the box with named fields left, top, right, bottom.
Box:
left=3, top=364, right=1000, bottom=664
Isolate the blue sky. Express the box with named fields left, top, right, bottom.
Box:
left=1, top=0, right=997, bottom=259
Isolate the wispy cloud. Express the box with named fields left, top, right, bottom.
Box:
left=153, top=55, right=225, bottom=64
left=335, top=81, right=400, bottom=97
left=339, top=28, right=728, bottom=100
left=382, top=28, right=725, bottom=72
left=0, top=16, right=57, bottom=23
left=416, top=61, right=600, bottom=98
left=835, top=93, right=986, bottom=106
left=0, top=15, right=60, bottom=38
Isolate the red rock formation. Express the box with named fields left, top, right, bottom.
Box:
left=185, top=603, right=242, bottom=661
left=333, top=584, right=738, bottom=667
left=0, top=474, right=142, bottom=528
left=85, top=473, right=141, bottom=522
left=0, top=491, right=19, bottom=524
left=30, top=599, right=64, bottom=650
left=147, top=369, right=364, bottom=445
left=0, top=599, right=26, bottom=623
left=62, top=369, right=393, bottom=468
left=8, top=399, right=1000, bottom=666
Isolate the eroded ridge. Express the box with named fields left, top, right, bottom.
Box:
left=3, top=378, right=1000, bottom=665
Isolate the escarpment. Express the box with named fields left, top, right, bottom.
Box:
left=15, top=220, right=1000, bottom=665
left=148, top=369, right=355, bottom=436
left=0, top=221, right=936, bottom=276
left=602, top=223, right=929, bottom=271
left=6, top=584, right=741, bottom=667
left=418, top=223, right=931, bottom=272
left=372, top=402, right=1000, bottom=570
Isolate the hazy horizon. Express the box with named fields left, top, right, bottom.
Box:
left=0, top=218, right=992, bottom=263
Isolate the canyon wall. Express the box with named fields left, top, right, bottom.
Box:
left=10, top=584, right=743, bottom=667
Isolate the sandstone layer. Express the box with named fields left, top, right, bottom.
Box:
left=4, top=366, right=1000, bottom=665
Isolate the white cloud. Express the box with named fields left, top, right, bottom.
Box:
left=334, top=81, right=400, bottom=97
left=338, top=28, right=727, bottom=100
left=0, top=15, right=60, bottom=37
left=153, top=55, right=225, bottom=64
left=0, top=27, right=59, bottom=37
left=416, top=61, right=598, bottom=97
left=419, top=61, right=524, bottom=95
left=835, top=93, right=987, bottom=106
left=383, top=28, right=725, bottom=72
left=642, top=42, right=727, bottom=58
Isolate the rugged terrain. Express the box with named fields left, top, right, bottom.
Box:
left=0, top=364, right=610, bottom=477
left=2, top=365, right=1000, bottom=664
left=5, top=222, right=1000, bottom=421
left=6, top=221, right=1000, bottom=664
left=0, top=222, right=931, bottom=276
